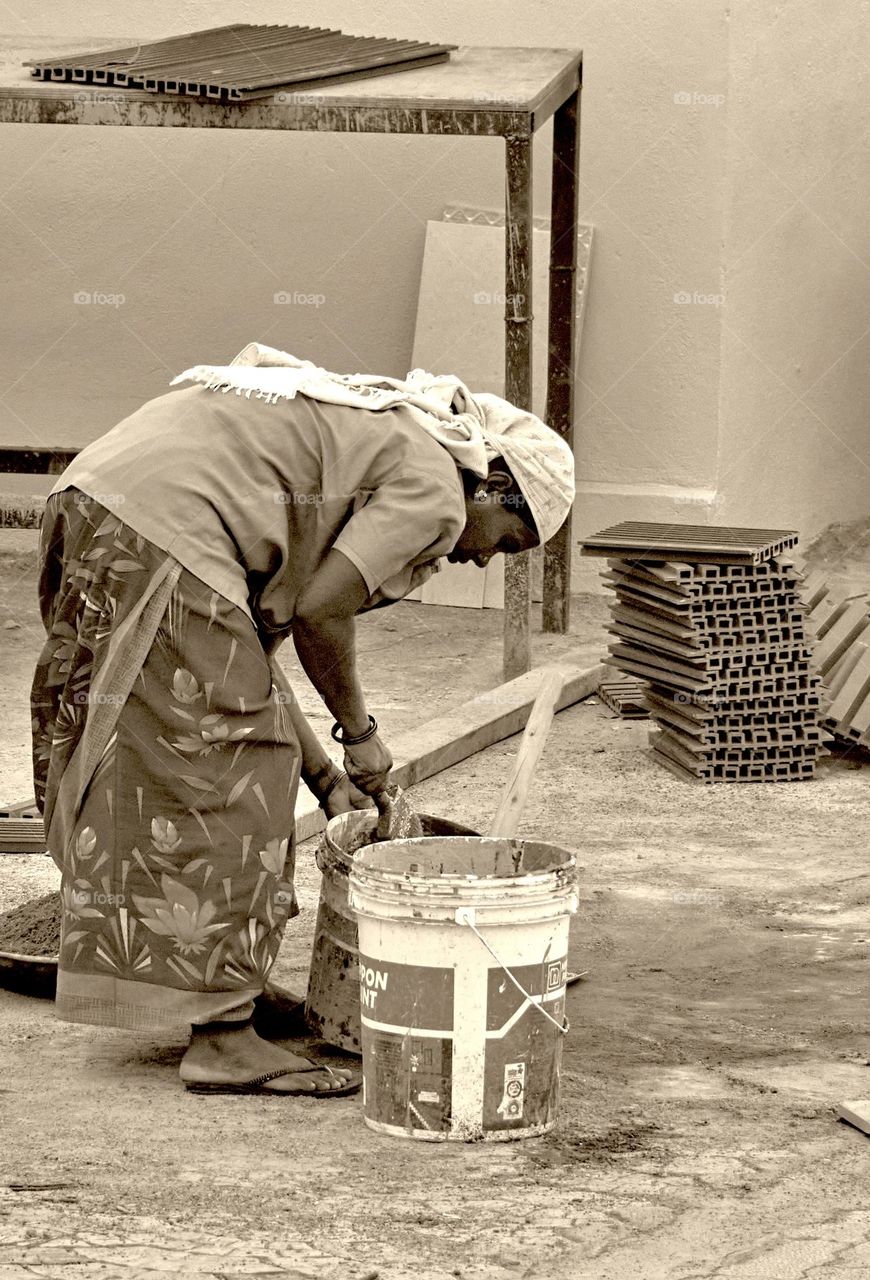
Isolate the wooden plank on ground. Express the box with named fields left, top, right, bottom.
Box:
left=294, top=661, right=604, bottom=842
left=838, top=1100, right=870, bottom=1136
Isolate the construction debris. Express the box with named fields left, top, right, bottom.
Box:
left=582, top=524, right=825, bottom=783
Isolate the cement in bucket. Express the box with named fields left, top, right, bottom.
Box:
left=305, top=810, right=477, bottom=1052
left=348, top=835, right=578, bottom=1142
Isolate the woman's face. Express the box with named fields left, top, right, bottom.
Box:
left=446, top=472, right=539, bottom=568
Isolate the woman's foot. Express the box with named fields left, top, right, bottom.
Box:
left=180, top=1022, right=355, bottom=1093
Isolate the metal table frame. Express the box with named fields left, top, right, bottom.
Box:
left=0, top=42, right=582, bottom=679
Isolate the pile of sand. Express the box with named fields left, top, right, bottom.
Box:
left=0, top=891, right=60, bottom=956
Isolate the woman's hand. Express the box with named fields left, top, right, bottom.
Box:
left=303, top=761, right=372, bottom=818
left=320, top=773, right=373, bottom=819
left=343, top=731, right=393, bottom=798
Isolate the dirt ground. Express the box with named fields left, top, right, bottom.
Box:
left=1, top=531, right=869, bottom=1279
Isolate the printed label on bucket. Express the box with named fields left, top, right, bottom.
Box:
left=358, top=956, right=456, bottom=1135
left=358, top=956, right=454, bottom=1030
left=364, top=1030, right=453, bottom=1134
left=484, top=957, right=567, bottom=1132
left=496, top=1062, right=526, bottom=1122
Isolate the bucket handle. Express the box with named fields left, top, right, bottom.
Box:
left=455, top=907, right=570, bottom=1036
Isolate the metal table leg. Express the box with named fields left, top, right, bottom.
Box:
left=542, top=85, right=581, bottom=634
left=503, top=131, right=534, bottom=680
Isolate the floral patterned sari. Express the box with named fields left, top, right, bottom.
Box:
left=31, top=490, right=301, bottom=1031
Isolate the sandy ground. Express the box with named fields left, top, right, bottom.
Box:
left=1, top=532, right=869, bottom=1279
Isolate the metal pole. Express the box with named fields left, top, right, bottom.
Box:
left=542, top=81, right=581, bottom=634
left=503, top=131, right=534, bottom=679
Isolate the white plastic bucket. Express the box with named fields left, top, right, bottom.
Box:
left=348, top=835, right=578, bottom=1142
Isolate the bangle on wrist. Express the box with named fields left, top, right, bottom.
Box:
left=303, top=760, right=341, bottom=797
left=331, top=715, right=378, bottom=746
left=317, top=769, right=347, bottom=809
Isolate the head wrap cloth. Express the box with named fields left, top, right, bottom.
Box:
left=170, top=342, right=575, bottom=546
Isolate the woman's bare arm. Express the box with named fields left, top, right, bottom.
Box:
left=292, top=550, right=392, bottom=796
left=292, top=549, right=371, bottom=735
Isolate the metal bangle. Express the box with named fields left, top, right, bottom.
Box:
left=319, top=769, right=346, bottom=803
left=330, top=715, right=378, bottom=746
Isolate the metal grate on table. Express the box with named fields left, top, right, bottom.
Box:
left=24, top=24, right=457, bottom=102
left=581, top=522, right=799, bottom=565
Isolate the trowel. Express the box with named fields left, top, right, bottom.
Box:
left=373, top=781, right=424, bottom=841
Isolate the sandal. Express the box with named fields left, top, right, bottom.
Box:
left=184, top=1064, right=362, bottom=1097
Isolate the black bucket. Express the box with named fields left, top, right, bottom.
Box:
left=305, top=810, right=477, bottom=1052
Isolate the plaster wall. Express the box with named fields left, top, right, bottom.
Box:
left=714, top=0, right=870, bottom=555
left=2, top=2, right=864, bottom=588
left=0, top=1, right=726, bottom=569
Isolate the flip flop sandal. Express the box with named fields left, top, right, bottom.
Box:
left=185, top=1065, right=362, bottom=1097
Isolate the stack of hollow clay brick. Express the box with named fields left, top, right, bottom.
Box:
left=598, top=677, right=650, bottom=720
left=791, top=557, right=870, bottom=746
left=581, top=522, right=826, bottom=783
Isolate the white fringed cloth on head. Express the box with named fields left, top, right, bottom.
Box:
left=170, top=342, right=575, bottom=546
